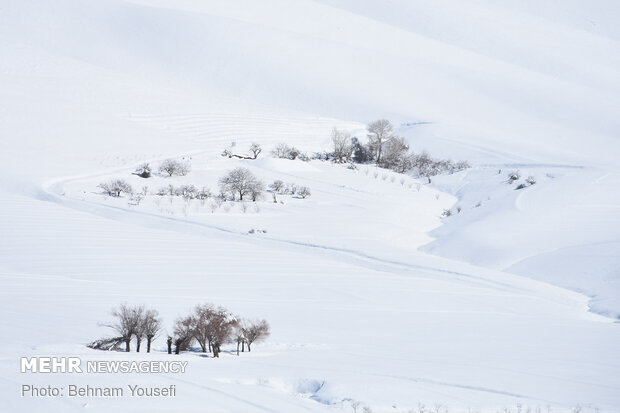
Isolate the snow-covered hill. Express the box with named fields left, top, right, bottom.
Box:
left=1, top=1, right=619, bottom=412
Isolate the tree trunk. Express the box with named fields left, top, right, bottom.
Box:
left=167, top=337, right=172, bottom=354
left=208, top=340, right=212, bottom=353
left=241, top=341, right=245, bottom=352
left=125, top=338, right=131, bottom=352
left=147, top=337, right=152, bottom=353
left=236, top=341, right=240, bottom=356
left=175, top=343, right=180, bottom=355
left=247, top=342, right=251, bottom=352
left=136, top=338, right=141, bottom=353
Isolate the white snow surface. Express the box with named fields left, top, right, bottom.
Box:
left=1, top=1, right=619, bottom=412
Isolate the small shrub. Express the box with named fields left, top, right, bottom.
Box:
left=515, top=183, right=528, bottom=190
left=442, top=209, right=452, bottom=217
left=269, top=180, right=285, bottom=193
left=134, top=163, right=152, bottom=178
left=196, top=187, right=212, bottom=200
left=297, top=186, right=311, bottom=198
left=507, top=170, right=521, bottom=183
left=526, top=176, right=536, bottom=185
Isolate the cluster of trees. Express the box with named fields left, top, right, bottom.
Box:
left=132, top=159, right=191, bottom=178
left=268, top=180, right=311, bottom=201
left=172, top=304, right=270, bottom=357
left=271, top=143, right=307, bottom=161
left=90, top=303, right=270, bottom=357
left=88, top=304, right=162, bottom=353
left=328, top=120, right=470, bottom=178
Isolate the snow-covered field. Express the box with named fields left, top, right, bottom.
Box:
left=1, top=1, right=619, bottom=412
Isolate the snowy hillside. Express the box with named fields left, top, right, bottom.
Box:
left=1, top=1, right=619, bottom=412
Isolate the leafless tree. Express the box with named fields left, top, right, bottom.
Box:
left=240, top=319, right=270, bottom=352
left=142, top=309, right=162, bottom=353
left=158, top=159, right=190, bottom=176
left=108, top=304, right=142, bottom=352
left=191, top=304, right=213, bottom=353
left=297, top=186, right=311, bottom=199
left=271, top=143, right=301, bottom=160
left=190, top=304, right=238, bottom=357
left=173, top=316, right=194, bottom=354
left=331, top=128, right=353, bottom=163
left=132, top=306, right=146, bottom=352
left=367, top=119, right=395, bottom=164
left=380, top=136, right=410, bottom=171
left=269, top=180, right=285, bottom=193
left=207, top=307, right=238, bottom=357
left=250, top=143, right=262, bottom=159
left=98, top=179, right=133, bottom=197
left=219, top=167, right=265, bottom=201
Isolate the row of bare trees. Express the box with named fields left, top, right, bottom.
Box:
left=89, top=304, right=162, bottom=352
left=90, top=303, right=270, bottom=357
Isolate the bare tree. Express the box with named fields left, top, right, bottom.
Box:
left=190, top=304, right=238, bottom=357
left=250, top=143, right=262, bottom=159
left=297, top=186, right=311, bottom=199
left=108, top=304, right=142, bottom=352
left=158, top=159, right=190, bottom=177
left=269, top=180, right=285, bottom=193
left=367, top=119, right=394, bottom=164
left=142, top=309, right=162, bottom=353
left=98, top=179, right=133, bottom=197
left=233, top=324, right=246, bottom=355
left=271, top=143, right=301, bottom=160
left=240, top=319, right=270, bottom=352
left=191, top=304, right=213, bottom=353
left=131, top=306, right=146, bottom=352
left=207, top=307, right=238, bottom=358
left=219, top=167, right=265, bottom=201
left=380, top=136, right=410, bottom=171
left=173, top=316, right=194, bottom=354
left=331, top=128, right=353, bottom=163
